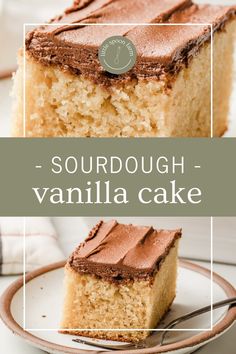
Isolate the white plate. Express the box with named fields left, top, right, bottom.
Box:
left=0, top=260, right=236, bottom=354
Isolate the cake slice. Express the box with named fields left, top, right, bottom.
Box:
left=12, top=0, right=236, bottom=137
left=60, top=220, right=182, bottom=342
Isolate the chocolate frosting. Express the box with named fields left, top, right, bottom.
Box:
left=68, top=220, right=182, bottom=281
left=25, top=0, right=236, bottom=86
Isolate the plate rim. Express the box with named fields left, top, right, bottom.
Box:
left=0, top=259, right=236, bottom=354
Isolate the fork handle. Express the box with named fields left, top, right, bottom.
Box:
left=160, top=297, right=236, bottom=346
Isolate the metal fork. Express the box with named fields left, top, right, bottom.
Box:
left=72, top=297, right=236, bottom=351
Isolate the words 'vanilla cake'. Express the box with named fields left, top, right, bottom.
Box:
left=60, top=220, right=182, bottom=342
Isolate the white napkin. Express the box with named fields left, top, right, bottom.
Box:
left=0, top=217, right=65, bottom=275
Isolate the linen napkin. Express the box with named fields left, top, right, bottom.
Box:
left=0, top=217, right=65, bottom=275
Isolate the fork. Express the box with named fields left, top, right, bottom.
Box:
left=72, top=297, right=236, bottom=351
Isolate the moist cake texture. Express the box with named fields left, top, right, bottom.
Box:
left=60, top=220, right=182, bottom=342
left=13, top=0, right=236, bottom=137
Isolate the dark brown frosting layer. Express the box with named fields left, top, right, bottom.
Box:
left=68, top=220, right=182, bottom=281
left=25, top=0, right=236, bottom=86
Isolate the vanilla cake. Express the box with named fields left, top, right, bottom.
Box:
left=60, top=220, right=182, bottom=342
left=12, top=0, right=236, bottom=138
